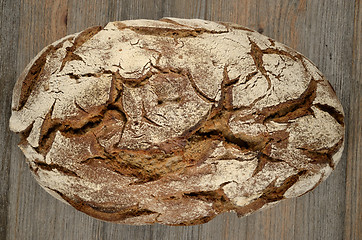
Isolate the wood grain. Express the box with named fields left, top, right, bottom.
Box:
left=345, top=0, right=362, bottom=239
left=1, top=0, right=359, bottom=239
left=0, top=0, right=21, bottom=239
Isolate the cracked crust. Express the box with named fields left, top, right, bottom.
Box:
left=9, top=18, right=345, bottom=226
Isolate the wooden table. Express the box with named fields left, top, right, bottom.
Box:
left=1, top=0, right=360, bottom=239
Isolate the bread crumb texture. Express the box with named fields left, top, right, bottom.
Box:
left=9, top=18, right=345, bottom=225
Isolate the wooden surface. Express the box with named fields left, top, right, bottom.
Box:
left=0, top=0, right=360, bottom=239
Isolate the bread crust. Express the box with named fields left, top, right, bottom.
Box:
left=9, top=18, right=345, bottom=225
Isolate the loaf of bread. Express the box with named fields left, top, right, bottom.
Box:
left=9, top=18, right=345, bottom=225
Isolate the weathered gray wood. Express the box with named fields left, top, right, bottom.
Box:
left=2, top=0, right=360, bottom=239
left=200, top=1, right=355, bottom=240
left=344, top=0, right=362, bottom=239
left=0, top=0, right=21, bottom=239
left=6, top=1, right=70, bottom=239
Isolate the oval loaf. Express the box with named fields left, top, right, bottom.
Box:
left=9, top=18, right=345, bottom=225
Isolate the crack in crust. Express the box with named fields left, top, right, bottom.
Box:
left=60, top=26, right=103, bottom=71
left=258, top=78, right=318, bottom=123
left=248, top=37, right=272, bottom=91
left=34, top=101, right=61, bottom=155
left=149, top=64, right=217, bottom=103
left=118, top=70, right=154, bottom=88
left=141, top=102, right=162, bottom=128
left=19, top=121, right=34, bottom=145
left=163, top=168, right=308, bottom=223
left=261, top=47, right=298, bottom=60
left=183, top=188, right=235, bottom=213
left=193, top=67, right=269, bottom=153
left=252, top=151, right=284, bottom=176
left=163, top=186, right=236, bottom=226
left=16, top=37, right=72, bottom=111
left=260, top=170, right=308, bottom=201
left=116, top=21, right=229, bottom=39
left=313, top=103, right=344, bottom=126
left=49, top=188, right=157, bottom=222
left=16, top=26, right=104, bottom=111
left=13, top=19, right=346, bottom=225
left=184, top=71, right=217, bottom=103
left=82, top=134, right=220, bottom=184
left=235, top=170, right=308, bottom=217
left=81, top=148, right=187, bottom=184
left=32, top=160, right=79, bottom=177
left=160, top=18, right=231, bottom=35
left=297, top=137, right=344, bottom=168
left=29, top=71, right=128, bottom=156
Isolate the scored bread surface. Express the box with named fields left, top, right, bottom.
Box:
left=9, top=18, right=345, bottom=225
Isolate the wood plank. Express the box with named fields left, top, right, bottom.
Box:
left=67, top=0, right=110, bottom=34
left=4, top=0, right=358, bottom=239
left=344, top=0, right=362, bottom=239
left=0, top=0, right=21, bottom=239
left=63, top=1, right=208, bottom=239
left=197, top=1, right=354, bottom=239
left=6, top=0, right=70, bottom=239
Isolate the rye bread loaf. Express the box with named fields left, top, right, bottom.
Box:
left=9, top=18, right=345, bottom=225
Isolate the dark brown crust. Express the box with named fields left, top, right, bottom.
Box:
left=33, top=161, right=79, bottom=177
left=258, top=78, right=318, bottom=123
left=80, top=149, right=186, bottom=184
left=24, top=63, right=273, bottom=185
left=13, top=19, right=345, bottom=226
left=50, top=189, right=157, bottom=222
left=261, top=47, right=298, bottom=60
left=22, top=60, right=342, bottom=215
left=129, top=27, right=201, bottom=38
left=297, top=137, right=344, bottom=168
left=183, top=188, right=235, bottom=213
left=27, top=71, right=127, bottom=157
left=59, top=26, right=103, bottom=71
left=19, top=121, right=34, bottom=145
left=313, top=103, right=344, bottom=126
left=252, top=152, right=284, bottom=176
left=235, top=170, right=308, bottom=216
left=184, top=70, right=217, bottom=103
left=117, top=70, right=154, bottom=88
left=165, top=187, right=236, bottom=226
left=16, top=38, right=72, bottom=111
left=34, top=101, right=61, bottom=155
left=248, top=37, right=272, bottom=90
left=16, top=26, right=103, bottom=111
left=116, top=20, right=229, bottom=39
left=17, top=47, right=52, bottom=110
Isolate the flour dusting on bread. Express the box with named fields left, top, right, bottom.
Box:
left=10, top=18, right=345, bottom=225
